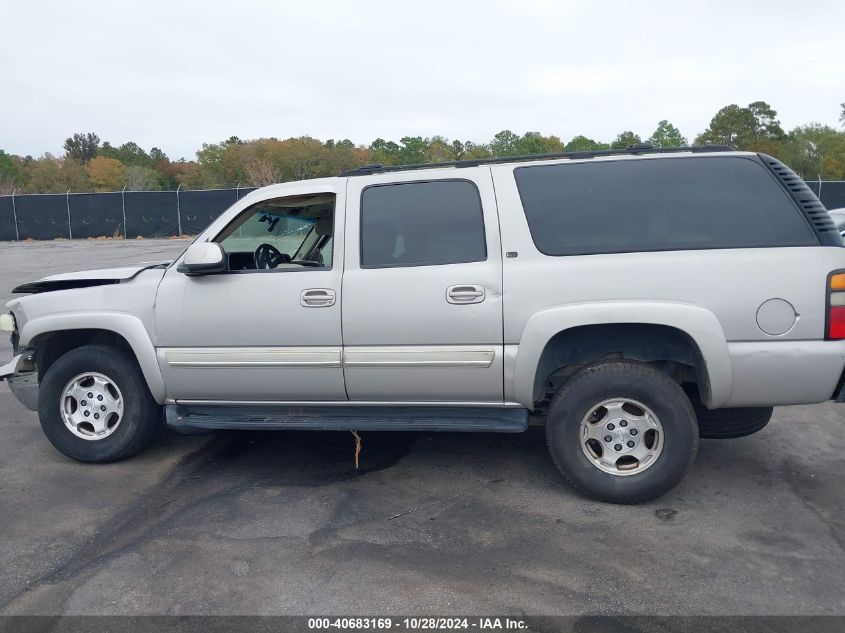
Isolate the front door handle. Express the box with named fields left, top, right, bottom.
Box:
left=301, top=288, right=336, bottom=307
left=446, top=284, right=485, bottom=304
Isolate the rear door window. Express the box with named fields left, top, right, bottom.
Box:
left=514, top=156, right=818, bottom=256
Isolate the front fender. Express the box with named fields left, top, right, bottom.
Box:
left=19, top=312, right=166, bottom=403
left=512, top=301, right=733, bottom=409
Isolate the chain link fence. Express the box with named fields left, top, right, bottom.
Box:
left=1, top=181, right=844, bottom=242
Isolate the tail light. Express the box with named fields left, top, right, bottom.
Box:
left=827, top=272, right=845, bottom=339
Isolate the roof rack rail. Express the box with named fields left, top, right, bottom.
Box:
left=339, top=143, right=736, bottom=177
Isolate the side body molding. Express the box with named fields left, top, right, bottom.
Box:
left=512, top=301, right=733, bottom=409
left=19, top=312, right=166, bottom=403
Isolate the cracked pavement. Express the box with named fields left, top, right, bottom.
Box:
left=0, top=240, right=843, bottom=615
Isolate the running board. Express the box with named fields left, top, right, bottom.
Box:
left=165, top=404, right=528, bottom=433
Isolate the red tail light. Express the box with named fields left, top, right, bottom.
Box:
left=827, top=272, right=845, bottom=340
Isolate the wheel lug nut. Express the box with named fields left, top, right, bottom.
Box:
left=627, top=440, right=635, bottom=448
left=94, top=413, right=100, bottom=419
left=630, top=429, right=638, bottom=436
left=620, top=420, right=627, bottom=427
left=83, top=410, right=90, bottom=417
left=607, top=423, right=615, bottom=430
left=100, top=405, right=107, bottom=411
left=97, top=395, right=103, bottom=401
left=614, top=444, right=622, bottom=451
left=81, top=400, right=87, bottom=406
left=604, top=435, right=612, bottom=443
left=87, top=392, right=93, bottom=398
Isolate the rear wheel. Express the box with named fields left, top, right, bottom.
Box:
left=546, top=360, right=698, bottom=504
left=38, top=344, right=160, bottom=462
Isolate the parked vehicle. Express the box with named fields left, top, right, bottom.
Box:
left=2, top=144, right=844, bottom=504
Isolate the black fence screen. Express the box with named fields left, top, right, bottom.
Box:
left=0, top=183, right=841, bottom=241
left=13, top=194, right=70, bottom=240
left=124, top=191, right=179, bottom=239
left=817, top=181, right=845, bottom=210
left=70, top=192, right=124, bottom=239
left=0, top=195, right=15, bottom=241
left=179, top=189, right=238, bottom=235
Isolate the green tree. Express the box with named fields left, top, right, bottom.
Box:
left=63, top=132, right=100, bottom=163
left=370, top=138, right=402, bottom=165
left=149, top=147, right=168, bottom=164
left=610, top=131, right=643, bottom=149
left=100, top=141, right=152, bottom=167
left=648, top=120, right=687, bottom=147
left=564, top=135, right=609, bottom=152
left=23, top=155, right=65, bottom=193
left=490, top=130, right=520, bottom=156
left=397, top=136, right=428, bottom=164
left=695, top=101, right=785, bottom=148
left=778, top=124, right=845, bottom=179
left=0, top=149, right=21, bottom=194
left=61, top=158, right=91, bottom=191
left=125, top=165, right=161, bottom=191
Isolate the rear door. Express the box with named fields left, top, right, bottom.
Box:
left=341, top=168, right=504, bottom=403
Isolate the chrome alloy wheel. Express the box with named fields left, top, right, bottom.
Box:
left=579, top=398, right=664, bottom=476
left=59, top=372, right=124, bottom=440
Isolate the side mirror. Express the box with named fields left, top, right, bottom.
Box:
left=177, top=242, right=227, bottom=275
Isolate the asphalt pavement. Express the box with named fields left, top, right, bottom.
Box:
left=0, top=239, right=843, bottom=616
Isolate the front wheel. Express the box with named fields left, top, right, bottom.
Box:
left=38, top=344, right=160, bottom=462
left=546, top=360, right=698, bottom=504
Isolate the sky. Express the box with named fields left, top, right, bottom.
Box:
left=2, top=0, right=844, bottom=161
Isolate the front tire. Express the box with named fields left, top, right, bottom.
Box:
left=38, top=344, right=160, bottom=462
left=546, top=360, right=698, bottom=504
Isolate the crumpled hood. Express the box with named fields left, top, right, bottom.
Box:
left=11, top=261, right=170, bottom=294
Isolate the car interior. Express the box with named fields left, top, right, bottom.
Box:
left=215, top=193, right=335, bottom=271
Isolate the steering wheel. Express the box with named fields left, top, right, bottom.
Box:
left=254, top=243, right=291, bottom=269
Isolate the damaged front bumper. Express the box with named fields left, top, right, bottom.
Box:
left=0, top=353, right=39, bottom=411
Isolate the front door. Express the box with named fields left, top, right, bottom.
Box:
left=341, top=168, right=505, bottom=403
left=154, top=182, right=346, bottom=403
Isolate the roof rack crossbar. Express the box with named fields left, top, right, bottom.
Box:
left=339, top=144, right=736, bottom=176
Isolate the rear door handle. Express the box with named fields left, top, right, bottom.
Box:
left=301, top=288, right=336, bottom=307
left=446, top=284, right=485, bottom=304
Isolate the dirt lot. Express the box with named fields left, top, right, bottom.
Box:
left=0, top=240, right=843, bottom=616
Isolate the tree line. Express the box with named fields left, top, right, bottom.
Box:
left=1, top=101, right=844, bottom=195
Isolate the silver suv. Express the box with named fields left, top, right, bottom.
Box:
left=3, top=145, right=844, bottom=504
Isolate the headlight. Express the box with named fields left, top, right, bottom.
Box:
left=0, top=312, right=16, bottom=333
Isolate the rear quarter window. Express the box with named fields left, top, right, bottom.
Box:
left=514, top=156, right=818, bottom=256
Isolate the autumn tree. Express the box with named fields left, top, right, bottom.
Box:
left=86, top=156, right=126, bottom=191
left=63, top=132, right=100, bottom=163
left=648, top=120, right=687, bottom=147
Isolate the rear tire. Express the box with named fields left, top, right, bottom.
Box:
left=694, top=405, right=772, bottom=439
left=546, top=360, right=698, bottom=504
left=38, top=344, right=160, bottom=462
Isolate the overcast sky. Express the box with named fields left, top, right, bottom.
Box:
left=2, top=0, right=843, bottom=160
